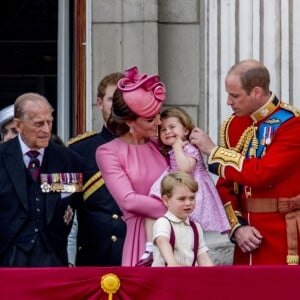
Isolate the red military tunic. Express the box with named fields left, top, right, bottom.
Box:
left=208, top=94, right=300, bottom=265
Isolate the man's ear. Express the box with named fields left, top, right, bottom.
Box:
left=162, top=195, right=169, bottom=207
left=97, top=97, right=103, bottom=109
left=14, top=118, right=22, bottom=132
left=251, top=86, right=264, bottom=98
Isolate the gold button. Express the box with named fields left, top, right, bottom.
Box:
left=112, top=214, right=119, bottom=220
left=111, top=235, right=117, bottom=242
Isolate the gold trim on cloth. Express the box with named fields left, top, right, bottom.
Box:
left=82, top=171, right=105, bottom=201
left=219, top=117, right=257, bottom=193
left=218, top=164, right=225, bottom=178
left=250, top=93, right=279, bottom=122
left=287, top=255, right=299, bottom=265
left=224, top=202, right=240, bottom=229
left=219, top=116, right=234, bottom=148
left=280, top=102, right=300, bottom=117
left=68, top=131, right=97, bottom=145
left=284, top=211, right=300, bottom=265
left=278, top=195, right=300, bottom=265
left=208, top=146, right=244, bottom=171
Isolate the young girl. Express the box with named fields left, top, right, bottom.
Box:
left=152, top=171, right=214, bottom=266
left=136, top=107, right=229, bottom=266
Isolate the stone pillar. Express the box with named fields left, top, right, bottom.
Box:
left=91, top=0, right=159, bottom=130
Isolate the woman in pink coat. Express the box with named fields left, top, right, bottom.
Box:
left=96, top=66, right=168, bottom=266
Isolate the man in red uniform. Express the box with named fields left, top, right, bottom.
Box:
left=190, top=59, right=300, bottom=265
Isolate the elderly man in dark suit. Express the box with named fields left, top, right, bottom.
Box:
left=0, top=92, right=83, bottom=267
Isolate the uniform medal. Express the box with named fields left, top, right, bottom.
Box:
left=40, top=172, right=83, bottom=193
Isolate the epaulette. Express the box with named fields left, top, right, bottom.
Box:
left=68, top=131, right=97, bottom=145
left=280, top=102, right=300, bottom=117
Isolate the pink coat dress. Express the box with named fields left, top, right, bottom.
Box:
left=149, top=142, right=230, bottom=233
left=96, top=137, right=168, bottom=266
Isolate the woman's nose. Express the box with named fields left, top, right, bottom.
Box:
left=154, top=115, right=161, bottom=125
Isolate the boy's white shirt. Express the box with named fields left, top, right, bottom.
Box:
left=152, top=210, right=209, bottom=266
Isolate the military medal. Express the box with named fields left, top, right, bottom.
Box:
left=63, top=205, right=74, bottom=225
left=261, top=127, right=267, bottom=145
left=265, top=126, right=273, bottom=145
left=40, top=172, right=83, bottom=193
left=40, top=182, right=51, bottom=193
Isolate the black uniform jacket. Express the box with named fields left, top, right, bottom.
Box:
left=69, top=126, right=126, bottom=266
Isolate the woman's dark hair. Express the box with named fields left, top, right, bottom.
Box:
left=107, top=89, right=138, bottom=136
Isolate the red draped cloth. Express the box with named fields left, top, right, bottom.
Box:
left=0, top=266, right=299, bottom=299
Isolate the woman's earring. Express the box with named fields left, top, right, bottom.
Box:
left=130, top=126, right=134, bottom=134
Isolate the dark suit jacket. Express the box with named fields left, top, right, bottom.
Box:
left=0, top=136, right=83, bottom=265
left=69, top=127, right=126, bottom=266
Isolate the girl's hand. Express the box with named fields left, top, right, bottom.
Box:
left=172, top=136, right=187, bottom=150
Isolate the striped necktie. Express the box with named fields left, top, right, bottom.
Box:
left=26, top=150, right=40, bottom=181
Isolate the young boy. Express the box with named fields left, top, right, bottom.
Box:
left=152, top=171, right=213, bottom=266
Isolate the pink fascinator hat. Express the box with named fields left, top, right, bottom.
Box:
left=117, top=66, right=166, bottom=118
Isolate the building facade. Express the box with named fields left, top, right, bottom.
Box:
left=89, top=0, right=300, bottom=146
left=2, top=0, right=299, bottom=143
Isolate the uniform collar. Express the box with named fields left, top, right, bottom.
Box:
left=101, top=126, right=115, bottom=142
left=250, top=93, right=280, bottom=123
left=165, top=210, right=191, bottom=226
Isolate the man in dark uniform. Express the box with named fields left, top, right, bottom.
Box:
left=68, top=72, right=126, bottom=266
left=0, top=93, right=83, bottom=267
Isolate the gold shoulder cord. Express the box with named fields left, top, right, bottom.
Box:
left=219, top=117, right=258, bottom=195
left=68, top=131, right=97, bottom=145
left=219, top=117, right=232, bottom=148
left=219, top=118, right=259, bottom=231
left=219, top=117, right=258, bottom=155
left=232, top=125, right=258, bottom=157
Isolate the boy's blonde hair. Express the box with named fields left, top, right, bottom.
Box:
left=160, top=171, right=198, bottom=198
